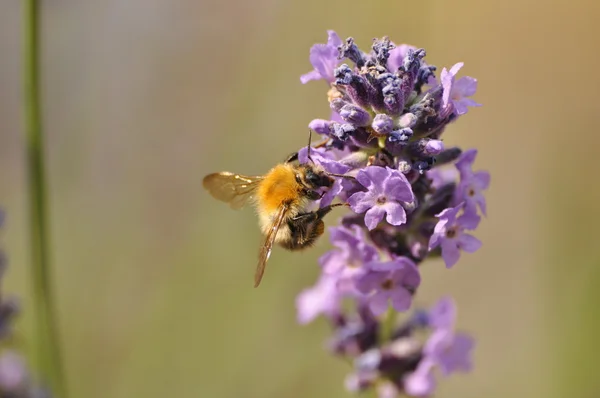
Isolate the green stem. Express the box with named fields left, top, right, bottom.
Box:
left=23, top=1, right=67, bottom=397
left=379, top=306, right=397, bottom=344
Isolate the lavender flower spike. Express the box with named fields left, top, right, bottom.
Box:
left=294, top=32, right=488, bottom=397
left=300, top=30, right=343, bottom=84
left=348, top=167, right=415, bottom=231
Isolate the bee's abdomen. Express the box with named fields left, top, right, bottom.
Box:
left=280, top=219, right=325, bottom=251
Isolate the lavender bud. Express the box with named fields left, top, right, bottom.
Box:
left=334, top=64, right=353, bottom=85
left=388, top=128, right=413, bottom=144
left=329, top=98, right=347, bottom=114
left=425, top=140, right=444, bottom=155
left=402, top=48, right=426, bottom=78
left=308, top=119, right=332, bottom=136
left=408, top=139, right=444, bottom=157
left=335, top=66, right=374, bottom=109
left=398, top=112, right=417, bottom=128
left=345, top=372, right=376, bottom=392
left=378, top=73, right=404, bottom=116
left=355, top=349, right=382, bottom=372
left=331, top=122, right=356, bottom=141
left=398, top=160, right=412, bottom=174
left=409, top=95, right=436, bottom=125
left=434, top=147, right=462, bottom=165
left=339, top=37, right=366, bottom=67
left=372, top=114, right=393, bottom=134
left=415, top=64, right=437, bottom=94
left=371, top=36, right=394, bottom=65
left=340, top=151, right=370, bottom=168
left=413, top=159, right=433, bottom=173
left=339, top=104, right=371, bottom=126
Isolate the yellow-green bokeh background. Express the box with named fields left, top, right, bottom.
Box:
left=1, top=1, right=599, bottom=397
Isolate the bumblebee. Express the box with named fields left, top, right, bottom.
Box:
left=203, top=146, right=345, bottom=287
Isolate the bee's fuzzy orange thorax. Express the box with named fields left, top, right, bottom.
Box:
left=256, top=164, right=302, bottom=213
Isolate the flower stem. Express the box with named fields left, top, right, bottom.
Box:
left=379, top=305, right=396, bottom=344
left=23, top=1, right=67, bottom=397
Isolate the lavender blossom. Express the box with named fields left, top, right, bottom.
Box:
left=404, top=298, right=474, bottom=395
left=429, top=205, right=482, bottom=268
left=296, top=274, right=340, bottom=324
left=348, top=167, right=415, bottom=231
left=300, top=30, right=343, bottom=84
left=355, top=257, right=420, bottom=315
left=441, top=63, right=481, bottom=116
left=295, top=31, right=488, bottom=397
left=454, top=149, right=490, bottom=216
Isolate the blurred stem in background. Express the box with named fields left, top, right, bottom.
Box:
left=23, top=1, right=68, bottom=397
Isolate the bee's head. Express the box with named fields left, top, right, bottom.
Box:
left=299, top=164, right=334, bottom=190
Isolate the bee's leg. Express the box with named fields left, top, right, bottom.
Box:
left=283, top=203, right=349, bottom=250
left=291, top=203, right=348, bottom=223
left=325, top=172, right=356, bottom=180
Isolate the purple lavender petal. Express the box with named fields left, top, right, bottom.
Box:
left=475, top=170, right=491, bottom=189
left=398, top=261, right=421, bottom=288
left=355, top=272, right=382, bottom=294
left=458, top=206, right=481, bottom=229
left=455, top=98, right=481, bottom=115
left=300, top=70, right=323, bottom=84
left=386, top=173, right=415, bottom=203
left=356, top=166, right=390, bottom=193
left=368, top=292, right=390, bottom=315
left=308, top=43, right=336, bottom=79
left=453, top=76, right=478, bottom=97
left=404, top=360, right=436, bottom=397
left=425, top=330, right=474, bottom=375
left=390, top=288, right=412, bottom=312
left=364, top=206, right=386, bottom=230
left=308, top=118, right=332, bottom=135
left=301, top=30, right=342, bottom=84
left=348, top=191, right=371, bottom=213
left=428, top=297, right=456, bottom=331
left=320, top=179, right=342, bottom=208
left=428, top=219, right=446, bottom=250
left=296, top=275, right=340, bottom=324
left=367, top=259, right=406, bottom=272
left=382, top=202, right=406, bottom=226
left=319, top=250, right=344, bottom=275
left=440, top=239, right=460, bottom=268
left=458, top=234, right=482, bottom=253
left=437, top=332, right=475, bottom=374
left=455, top=149, right=477, bottom=175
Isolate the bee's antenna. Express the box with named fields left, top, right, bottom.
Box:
left=307, top=129, right=314, bottom=164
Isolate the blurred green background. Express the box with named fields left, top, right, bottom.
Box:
left=1, top=1, right=599, bottom=397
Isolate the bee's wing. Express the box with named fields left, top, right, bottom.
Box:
left=202, top=172, right=263, bottom=210
left=255, top=203, right=290, bottom=288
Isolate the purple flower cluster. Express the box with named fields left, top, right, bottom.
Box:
left=341, top=298, right=474, bottom=397
left=0, top=211, right=50, bottom=398
left=296, top=32, right=489, bottom=396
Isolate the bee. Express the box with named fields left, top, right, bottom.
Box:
left=203, top=135, right=347, bottom=287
